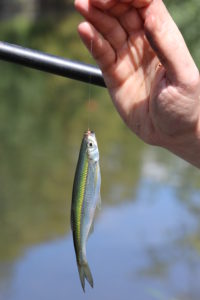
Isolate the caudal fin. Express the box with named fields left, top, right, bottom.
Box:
left=78, top=262, right=93, bottom=292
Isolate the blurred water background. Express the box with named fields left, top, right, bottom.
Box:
left=0, top=1, right=200, bottom=299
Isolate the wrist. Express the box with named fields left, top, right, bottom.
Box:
left=161, top=113, right=200, bottom=168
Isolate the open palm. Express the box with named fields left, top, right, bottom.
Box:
left=75, top=0, right=200, bottom=166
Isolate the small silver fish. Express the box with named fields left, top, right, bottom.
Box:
left=71, top=130, right=101, bottom=292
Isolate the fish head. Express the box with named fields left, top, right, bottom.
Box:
left=84, top=130, right=99, bottom=162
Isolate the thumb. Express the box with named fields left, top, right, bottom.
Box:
left=140, top=0, right=199, bottom=88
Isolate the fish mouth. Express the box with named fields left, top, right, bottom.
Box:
left=84, top=130, right=94, bottom=136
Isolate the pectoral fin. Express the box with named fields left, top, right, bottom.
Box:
left=88, top=221, right=94, bottom=237
left=97, top=194, right=101, bottom=210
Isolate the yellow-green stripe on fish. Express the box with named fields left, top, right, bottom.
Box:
left=71, top=130, right=101, bottom=292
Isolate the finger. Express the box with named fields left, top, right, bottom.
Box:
left=78, top=22, right=116, bottom=73
left=99, top=3, right=143, bottom=35
left=131, top=0, right=152, bottom=8
left=119, top=7, right=143, bottom=33
left=90, top=0, right=118, bottom=10
left=75, top=0, right=127, bottom=51
left=108, top=3, right=130, bottom=17
left=91, top=0, right=152, bottom=10
left=140, top=0, right=199, bottom=86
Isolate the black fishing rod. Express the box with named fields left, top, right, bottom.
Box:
left=0, top=41, right=106, bottom=88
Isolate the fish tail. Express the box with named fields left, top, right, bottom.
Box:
left=78, top=261, right=93, bottom=292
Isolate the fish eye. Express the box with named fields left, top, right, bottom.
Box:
left=89, top=142, right=93, bottom=147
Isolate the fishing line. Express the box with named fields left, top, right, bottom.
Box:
left=87, top=39, right=93, bottom=131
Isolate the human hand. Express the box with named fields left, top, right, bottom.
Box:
left=75, top=0, right=200, bottom=167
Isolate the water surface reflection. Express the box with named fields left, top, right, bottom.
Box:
left=1, top=160, right=200, bottom=300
